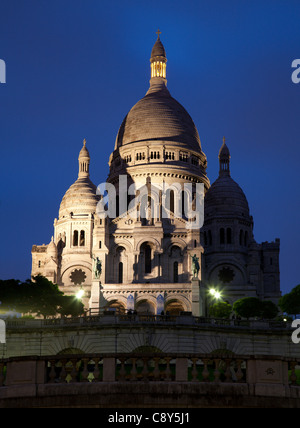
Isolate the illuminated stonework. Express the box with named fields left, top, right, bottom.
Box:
left=31, top=32, right=281, bottom=314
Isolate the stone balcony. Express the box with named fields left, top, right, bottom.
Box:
left=1, top=352, right=300, bottom=408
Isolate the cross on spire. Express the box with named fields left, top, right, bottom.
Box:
left=156, top=29, right=161, bottom=39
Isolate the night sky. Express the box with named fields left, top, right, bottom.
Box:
left=0, top=0, right=299, bottom=295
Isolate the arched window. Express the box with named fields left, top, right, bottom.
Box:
left=220, top=228, right=225, bottom=245
left=165, top=189, right=175, bottom=213
left=181, top=190, right=189, bottom=218
left=226, top=228, right=232, bottom=244
left=118, top=262, right=123, bottom=284
left=239, top=230, right=244, bottom=246
left=80, top=230, right=85, bottom=246
left=141, top=243, right=152, bottom=274
left=116, top=195, right=119, bottom=218
left=73, top=230, right=78, bottom=247
left=173, top=261, right=179, bottom=283
left=145, top=244, right=151, bottom=274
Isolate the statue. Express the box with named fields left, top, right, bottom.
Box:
left=92, top=256, right=102, bottom=280
left=191, top=254, right=200, bottom=278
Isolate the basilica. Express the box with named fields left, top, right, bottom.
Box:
left=31, top=33, right=281, bottom=315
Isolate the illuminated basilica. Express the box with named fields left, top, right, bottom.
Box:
left=31, top=33, right=281, bottom=315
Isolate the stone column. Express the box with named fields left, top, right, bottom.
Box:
left=191, top=278, right=205, bottom=317
left=89, top=281, right=102, bottom=313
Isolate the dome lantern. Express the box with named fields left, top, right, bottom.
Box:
left=150, top=30, right=167, bottom=82
left=219, top=136, right=231, bottom=177
left=78, top=138, right=90, bottom=178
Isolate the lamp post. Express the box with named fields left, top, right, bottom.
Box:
left=208, top=288, right=222, bottom=318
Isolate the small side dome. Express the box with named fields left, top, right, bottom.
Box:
left=47, top=236, right=57, bottom=258
left=205, top=139, right=251, bottom=220
left=58, top=140, right=100, bottom=218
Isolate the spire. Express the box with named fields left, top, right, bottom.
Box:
left=78, top=138, right=90, bottom=178
left=219, top=136, right=231, bottom=176
left=150, top=29, right=167, bottom=83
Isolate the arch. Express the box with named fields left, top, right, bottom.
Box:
left=132, top=346, right=163, bottom=353
left=165, top=295, right=190, bottom=313
left=111, top=240, right=133, bottom=255
left=207, top=260, right=248, bottom=285
left=239, top=229, right=244, bottom=246
left=136, top=299, right=155, bottom=315
left=226, top=228, right=232, bottom=244
left=165, top=299, right=185, bottom=316
left=61, top=262, right=92, bottom=278
left=220, top=228, right=225, bottom=245
left=165, top=239, right=186, bottom=256
left=105, top=299, right=126, bottom=314
left=80, top=230, right=85, bottom=246
left=57, top=348, right=85, bottom=355
left=141, top=242, right=152, bottom=274
left=61, top=264, right=92, bottom=287
left=135, top=237, right=160, bottom=253
left=165, top=188, right=175, bottom=213
left=244, top=231, right=248, bottom=246
left=73, top=230, right=78, bottom=247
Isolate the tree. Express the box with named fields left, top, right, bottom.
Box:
left=209, top=302, right=232, bottom=319
left=260, top=300, right=278, bottom=319
left=233, top=297, right=262, bottom=319
left=233, top=297, right=279, bottom=319
left=0, top=276, right=84, bottom=319
left=279, top=284, right=300, bottom=318
left=0, top=279, right=24, bottom=312
left=22, top=275, right=64, bottom=318
left=58, top=296, right=85, bottom=317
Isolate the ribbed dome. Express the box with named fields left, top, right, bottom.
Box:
left=114, top=81, right=202, bottom=152
left=204, top=175, right=250, bottom=219
left=59, top=177, right=99, bottom=218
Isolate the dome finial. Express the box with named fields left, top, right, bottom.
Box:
left=156, top=28, right=161, bottom=39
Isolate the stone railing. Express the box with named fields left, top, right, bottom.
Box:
left=4, top=314, right=292, bottom=330
left=1, top=353, right=300, bottom=407
left=0, top=352, right=299, bottom=385
left=0, top=353, right=249, bottom=385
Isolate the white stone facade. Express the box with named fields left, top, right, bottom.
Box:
left=31, top=34, right=281, bottom=314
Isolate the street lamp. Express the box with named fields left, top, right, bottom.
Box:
left=209, top=288, right=222, bottom=300
left=76, top=288, right=84, bottom=300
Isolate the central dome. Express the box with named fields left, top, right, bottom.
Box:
left=114, top=80, right=202, bottom=153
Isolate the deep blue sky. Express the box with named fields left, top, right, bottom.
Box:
left=0, top=0, right=299, bottom=295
